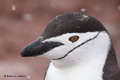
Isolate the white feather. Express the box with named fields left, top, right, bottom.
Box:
left=41, top=31, right=110, bottom=80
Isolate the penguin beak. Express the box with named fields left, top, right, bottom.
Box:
left=20, top=39, right=64, bottom=57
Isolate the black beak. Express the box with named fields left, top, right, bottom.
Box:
left=20, top=39, right=64, bottom=57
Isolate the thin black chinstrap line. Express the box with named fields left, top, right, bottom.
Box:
left=53, top=32, right=101, bottom=60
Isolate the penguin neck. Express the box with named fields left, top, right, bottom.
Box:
left=47, top=46, right=120, bottom=80
left=49, top=53, right=108, bottom=80
left=51, top=51, right=107, bottom=69
left=51, top=49, right=109, bottom=73
left=103, top=45, right=120, bottom=80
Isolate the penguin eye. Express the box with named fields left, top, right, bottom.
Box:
left=69, top=36, right=79, bottom=42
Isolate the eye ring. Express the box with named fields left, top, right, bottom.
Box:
left=69, top=36, right=79, bottom=42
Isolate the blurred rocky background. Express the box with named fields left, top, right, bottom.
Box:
left=0, top=0, right=120, bottom=80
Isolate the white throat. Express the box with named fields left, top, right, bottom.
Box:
left=45, top=32, right=111, bottom=80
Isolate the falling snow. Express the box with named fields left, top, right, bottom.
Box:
left=112, top=0, right=114, bottom=3
left=50, top=3, right=56, bottom=8
left=12, top=5, right=16, bottom=11
left=95, top=6, right=101, bottom=12
left=38, top=36, right=43, bottom=40
left=23, top=14, right=32, bottom=21
left=77, top=14, right=89, bottom=21
left=83, top=15, right=88, bottom=18
left=118, top=6, right=120, bottom=10
left=80, top=8, right=86, bottom=12
left=27, top=76, right=30, bottom=79
left=55, top=16, right=59, bottom=19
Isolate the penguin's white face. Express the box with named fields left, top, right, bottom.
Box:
left=21, top=31, right=110, bottom=67
left=40, top=31, right=110, bottom=62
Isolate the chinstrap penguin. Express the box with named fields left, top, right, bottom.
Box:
left=21, top=12, right=120, bottom=80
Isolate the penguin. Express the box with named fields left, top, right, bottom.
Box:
left=20, top=12, right=120, bottom=80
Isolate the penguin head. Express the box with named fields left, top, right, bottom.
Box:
left=21, top=12, right=111, bottom=64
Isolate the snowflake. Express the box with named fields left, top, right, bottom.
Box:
left=27, top=76, right=30, bottom=79
left=12, top=5, right=16, bottom=11
left=80, top=8, right=86, bottom=12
